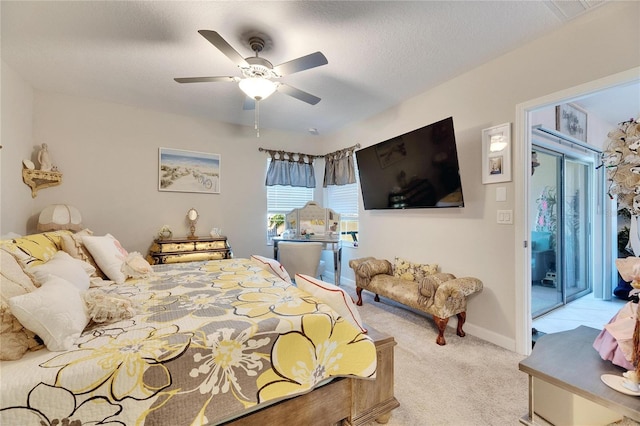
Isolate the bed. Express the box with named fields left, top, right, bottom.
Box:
left=0, top=231, right=398, bottom=425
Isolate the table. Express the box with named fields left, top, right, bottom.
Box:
left=147, top=236, right=232, bottom=264
left=272, top=237, right=342, bottom=285
left=519, top=326, right=640, bottom=425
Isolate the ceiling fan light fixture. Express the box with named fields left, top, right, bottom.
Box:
left=239, top=77, right=277, bottom=101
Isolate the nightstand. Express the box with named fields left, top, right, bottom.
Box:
left=147, top=236, right=232, bottom=265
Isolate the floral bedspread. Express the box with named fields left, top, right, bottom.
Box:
left=0, top=258, right=377, bottom=425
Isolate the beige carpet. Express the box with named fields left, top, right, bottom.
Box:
left=341, top=281, right=639, bottom=426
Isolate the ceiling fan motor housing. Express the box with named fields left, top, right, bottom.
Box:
left=248, top=36, right=265, bottom=53
left=243, top=57, right=277, bottom=79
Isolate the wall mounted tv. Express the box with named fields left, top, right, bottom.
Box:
left=355, top=116, right=464, bottom=210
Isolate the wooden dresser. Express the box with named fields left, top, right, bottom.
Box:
left=147, top=236, right=232, bottom=265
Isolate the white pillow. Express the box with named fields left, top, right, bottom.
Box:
left=28, top=251, right=95, bottom=291
left=82, top=234, right=128, bottom=284
left=8, top=276, right=89, bottom=351
left=295, top=274, right=367, bottom=333
left=122, top=252, right=153, bottom=279
left=250, top=255, right=292, bottom=283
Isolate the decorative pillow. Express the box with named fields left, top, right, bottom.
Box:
left=8, top=276, right=89, bottom=352
left=82, top=234, right=129, bottom=284
left=1, top=232, right=67, bottom=268
left=393, top=257, right=438, bottom=282
left=121, top=252, right=153, bottom=279
left=0, top=249, right=43, bottom=360
left=84, top=289, right=137, bottom=325
left=295, top=274, right=367, bottom=333
left=60, top=228, right=106, bottom=278
left=250, top=255, right=292, bottom=283
left=28, top=251, right=95, bottom=291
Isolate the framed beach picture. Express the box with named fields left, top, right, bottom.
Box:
left=158, top=148, right=220, bottom=194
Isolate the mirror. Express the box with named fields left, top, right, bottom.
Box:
left=186, top=208, right=199, bottom=239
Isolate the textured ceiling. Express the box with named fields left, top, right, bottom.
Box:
left=1, top=1, right=635, bottom=136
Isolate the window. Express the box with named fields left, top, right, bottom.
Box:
left=266, top=185, right=314, bottom=244
left=265, top=158, right=359, bottom=246
left=326, top=182, right=359, bottom=246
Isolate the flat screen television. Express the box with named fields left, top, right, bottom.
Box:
left=355, top=116, right=464, bottom=210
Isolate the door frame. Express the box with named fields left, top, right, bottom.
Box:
left=514, top=67, right=640, bottom=356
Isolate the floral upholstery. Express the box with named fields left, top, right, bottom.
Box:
left=349, top=257, right=483, bottom=345
left=393, top=257, right=438, bottom=282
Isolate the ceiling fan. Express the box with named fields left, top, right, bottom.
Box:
left=175, top=30, right=328, bottom=108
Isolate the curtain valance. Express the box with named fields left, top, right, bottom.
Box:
left=259, top=144, right=360, bottom=188
left=323, top=145, right=358, bottom=187
left=262, top=150, right=316, bottom=188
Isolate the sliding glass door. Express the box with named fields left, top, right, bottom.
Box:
left=564, top=159, right=591, bottom=301
left=531, top=149, right=562, bottom=316
left=531, top=145, right=593, bottom=318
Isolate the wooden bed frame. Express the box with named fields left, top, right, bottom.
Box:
left=225, top=326, right=399, bottom=425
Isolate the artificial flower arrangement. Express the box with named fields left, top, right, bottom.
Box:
left=600, top=116, right=640, bottom=380
left=600, top=116, right=640, bottom=216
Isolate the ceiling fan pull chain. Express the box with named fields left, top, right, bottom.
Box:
left=255, top=100, right=260, bottom=137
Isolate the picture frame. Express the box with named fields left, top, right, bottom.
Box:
left=556, top=103, right=587, bottom=142
left=158, top=147, right=220, bottom=194
left=482, top=123, right=511, bottom=184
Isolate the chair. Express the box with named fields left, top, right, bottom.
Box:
left=317, top=259, right=326, bottom=280
left=277, top=242, right=324, bottom=282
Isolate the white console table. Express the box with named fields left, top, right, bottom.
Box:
left=272, top=237, right=342, bottom=286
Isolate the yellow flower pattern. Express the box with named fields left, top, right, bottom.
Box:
left=2, top=258, right=376, bottom=426
left=42, top=326, right=191, bottom=400
left=257, top=314, right=376, bottom=401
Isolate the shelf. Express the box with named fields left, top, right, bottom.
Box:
left=22, top=169, right=63, bottom=198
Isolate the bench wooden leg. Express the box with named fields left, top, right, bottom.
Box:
left=432, top=315, right=448, bottom=346
left=355, top=287, right=380, bottom=306
left=456, top=312, right=466, bottom=338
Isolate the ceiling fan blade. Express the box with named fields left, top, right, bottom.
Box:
left=273, top=52, right=328, bottom=76
left=243, top=97, right=256, bottom=110
left=277, top=83, right=321, bottom=105
left=198, top=30, right=250, bottom=68
left=174, top=76, right=239, bottom=83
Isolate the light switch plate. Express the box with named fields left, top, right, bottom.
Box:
left=496, top=186, right=507, bottom=202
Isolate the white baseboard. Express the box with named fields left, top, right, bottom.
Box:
left=463, top=323, right=517, bottom=352
left=336, top=275, right=517, bottom=352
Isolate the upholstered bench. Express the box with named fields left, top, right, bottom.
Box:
left=349, top=257, right=483, bottom=345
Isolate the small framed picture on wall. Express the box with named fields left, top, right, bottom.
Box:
left=556, top=103, right=587, bottom=142
left=482, top=123, right=511, bottom=184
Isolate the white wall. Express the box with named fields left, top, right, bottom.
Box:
left=2, top=79, right=323, bottom=258
left=322, top=1, right=640, bottom=350
left=1, top=1, right=638, bottom=352
left=1, top=60, right=36, bottom=235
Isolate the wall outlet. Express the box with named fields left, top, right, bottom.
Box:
left=497, top=209, right=513, bottom=224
